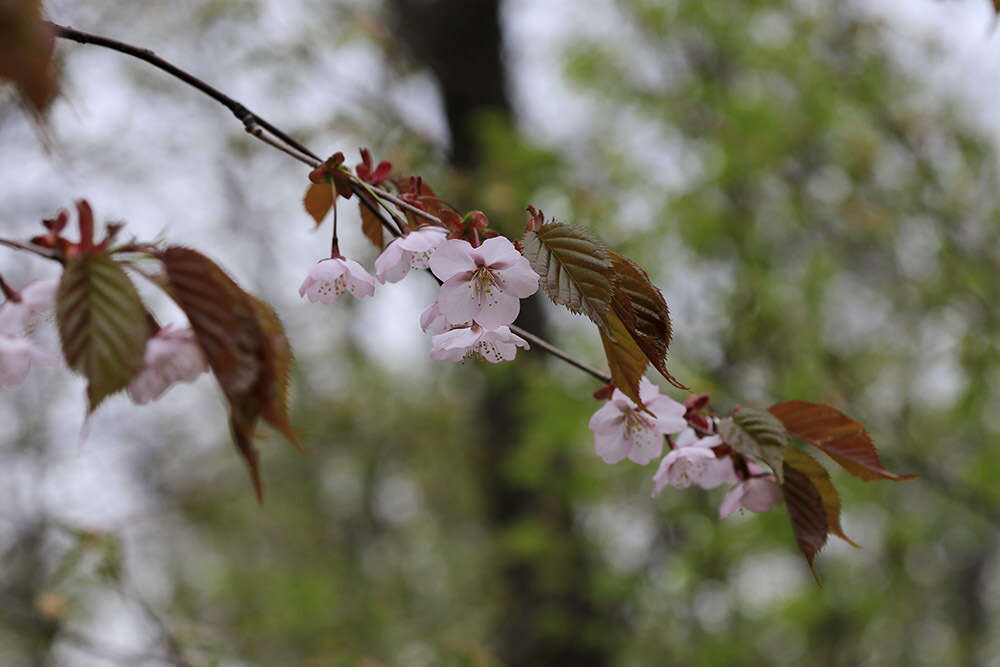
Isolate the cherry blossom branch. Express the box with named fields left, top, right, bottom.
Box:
left=0, top=238, right=59, bottom=260
left=509, top=324, right=610, bottom=383
left=45, top=21, right=616, bottom=388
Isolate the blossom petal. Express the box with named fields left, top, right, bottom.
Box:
left=0, top=336, right=55, bottom=388
left=474, top=236, right=520, bottom=268
left=695, top=457, right=739, bottom=489
left=429, top=239, right=477, bottom=281
left=476, top=326, right=529, bottom=362
left=646, top=395, right=687, bottom=434
left=419, top=301, right=450, bottom=335
left=396, top=227, right=446, bottom=253
left=626, top=422, right=665, bottom=465
left=588, top=400, right=624, bottom=433
left=436, top=274, right=481, bottom=325
left=471, top=291, right=521, bottom=329
left=341, top=258, right=376, bottom=298
left=594, top=424, right=631, bottom=464
left=374, top=241, right=410, bottom=283
left=496, top=258, right=539, bottom=298
left=429, top=326, right=481, bottom=362
left=718, top=484, right=745, bottom=518
left=740, top=477, right=784, bottom=513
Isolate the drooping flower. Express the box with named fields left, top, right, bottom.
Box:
left=429, top=237, right=539, bottom=329
left=429, top=324, right=529, bottom=363
left=299, top=257, right=375, bottom=303
left=0, top=279, right=57, bottom=335
left=719, top=463, right=784, bottom=518
left=587, top=377, right=687, bottom=465
left=0, top=335, right=55, bottom=388
left=374, top=227, right=447, bottom=283
left=651, top=428, right=737, bottom=497
left=419, top=300, right=451, bottom=335
left=128, top=326, right=209, bottom=404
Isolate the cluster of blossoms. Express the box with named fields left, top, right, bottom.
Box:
left=299, top=214, right=540, bottom=364
left=0, top=276, right=207, bottom=403
left=588, top=377, right=783, bottom=517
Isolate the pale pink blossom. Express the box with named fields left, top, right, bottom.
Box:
left=374, top=227, right=447, bottom=283
left=429, top=324, right=529, bottom=363
left=128, top=326, right=208, bottom=404
left=419, top=301, right=451, bottom=335
left=299, top=257, right=375, bottom=303
left=0, top=335, right=55, bottom=388
left=587, top=377, right=687, bottom=465
left=651, top=428, right=737, bottom=497
left=0, top=279, right=57, bottom=335
left=719, top=463, right=784, bottom=517
left=429, top=237, right=539, bottom=329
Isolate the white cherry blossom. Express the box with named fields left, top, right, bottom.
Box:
left=0, top=279, right=57, bottom=335
left=299, top=257, right=375, bottom=303
left=719, top=463, right=784, bottom=517
left=128, top=326, right=209, bottom=404
left=651, top=428, right=736, bottom=497
left=374, top=227, right=447, bottom=283
left=587, top=377, right=686, bottom=465
left=0, top=336, right=54, bottom=388
left=429, top=324, right=529, bottom=363
left=419, top=301, right=451, bottom=335
left=429, top=237, right=539, bottom=329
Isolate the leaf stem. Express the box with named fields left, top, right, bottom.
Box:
left=0, top=238, right=60, bottom=260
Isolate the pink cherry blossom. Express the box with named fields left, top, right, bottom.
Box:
left=429, top=237, right=539, bottom=329
left=419, top=300, right=451, bottom=335
left=587, top=377, right=687, bottom=465
left=299, top=257, right=375, bottom=303
left=719, top=464, right=784, bottom=518
left=374, top=227, right=447, bottom=283
left=128, top=326, right=209, bottom=404
left=0, top=279, right=57, bottom=336
left=0, top=335, right=55, bottom=388
left=651, top=428, right=737, bottom=497
left=429, top=324, right=529, bottom=363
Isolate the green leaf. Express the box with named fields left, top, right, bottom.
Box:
left=159, top=246, right=299, bottom=500
left=56, top=252, right=149, bottom=412
left=608, top=251, right=684, bottom=389
left=718, top=408, right=790, bottom=483
left=521, top=222, right=616, bottom=328
left=781, top=458, right=828, bottom=582
left=784, top=448, right=859, bottom=548
left=599, top=309, right=648, bottom=408
left=769, top=400, right=915, bottom=482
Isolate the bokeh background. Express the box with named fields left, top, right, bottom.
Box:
left=2, top=1, right=1000, bottom=665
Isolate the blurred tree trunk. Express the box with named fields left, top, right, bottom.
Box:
left=389, top=2, right=616, bottom=665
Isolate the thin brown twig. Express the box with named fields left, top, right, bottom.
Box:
left=0, top=238, right=59, bottom=260
left=45, top=21, right=612, bottom=386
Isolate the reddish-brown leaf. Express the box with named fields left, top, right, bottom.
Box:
left=303, top=183, right=334, bottom=227
left=0, top=0, right=58, bottom=116
left=599, top=309, right=647, bottom=408
left=159, top=247, right=299, bottom=500
left=784, top=448, right=859, bottom=548
left=769, top=400, right=915, bottom=482
left=608, top=251, right=684, bottom=389
left=782, top=459, right=828, bottom=581
left=357, top=197, right=384, bottom=249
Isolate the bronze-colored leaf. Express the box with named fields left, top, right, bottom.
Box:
left=56, top=252, right=149, bottom=412
left=784, top=448, right=859, bottom=548
left=357, top=197, right=384, bottom=249
left=159, top=247, right=299, bottom=500
left=769, top=400, right=915, bottom=482
left=303, top=183, right=334, bottom=227
left=608, top=251, right=684, bottom=389
left=782, top=459, right=828, bottom=581
left=718, top=408, right=789, bottom=483
left=599, top=309, right=647, bottom=408
left=0, top=0, right=58, bottom=116
left=521, top=222, right=616, bottom=328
